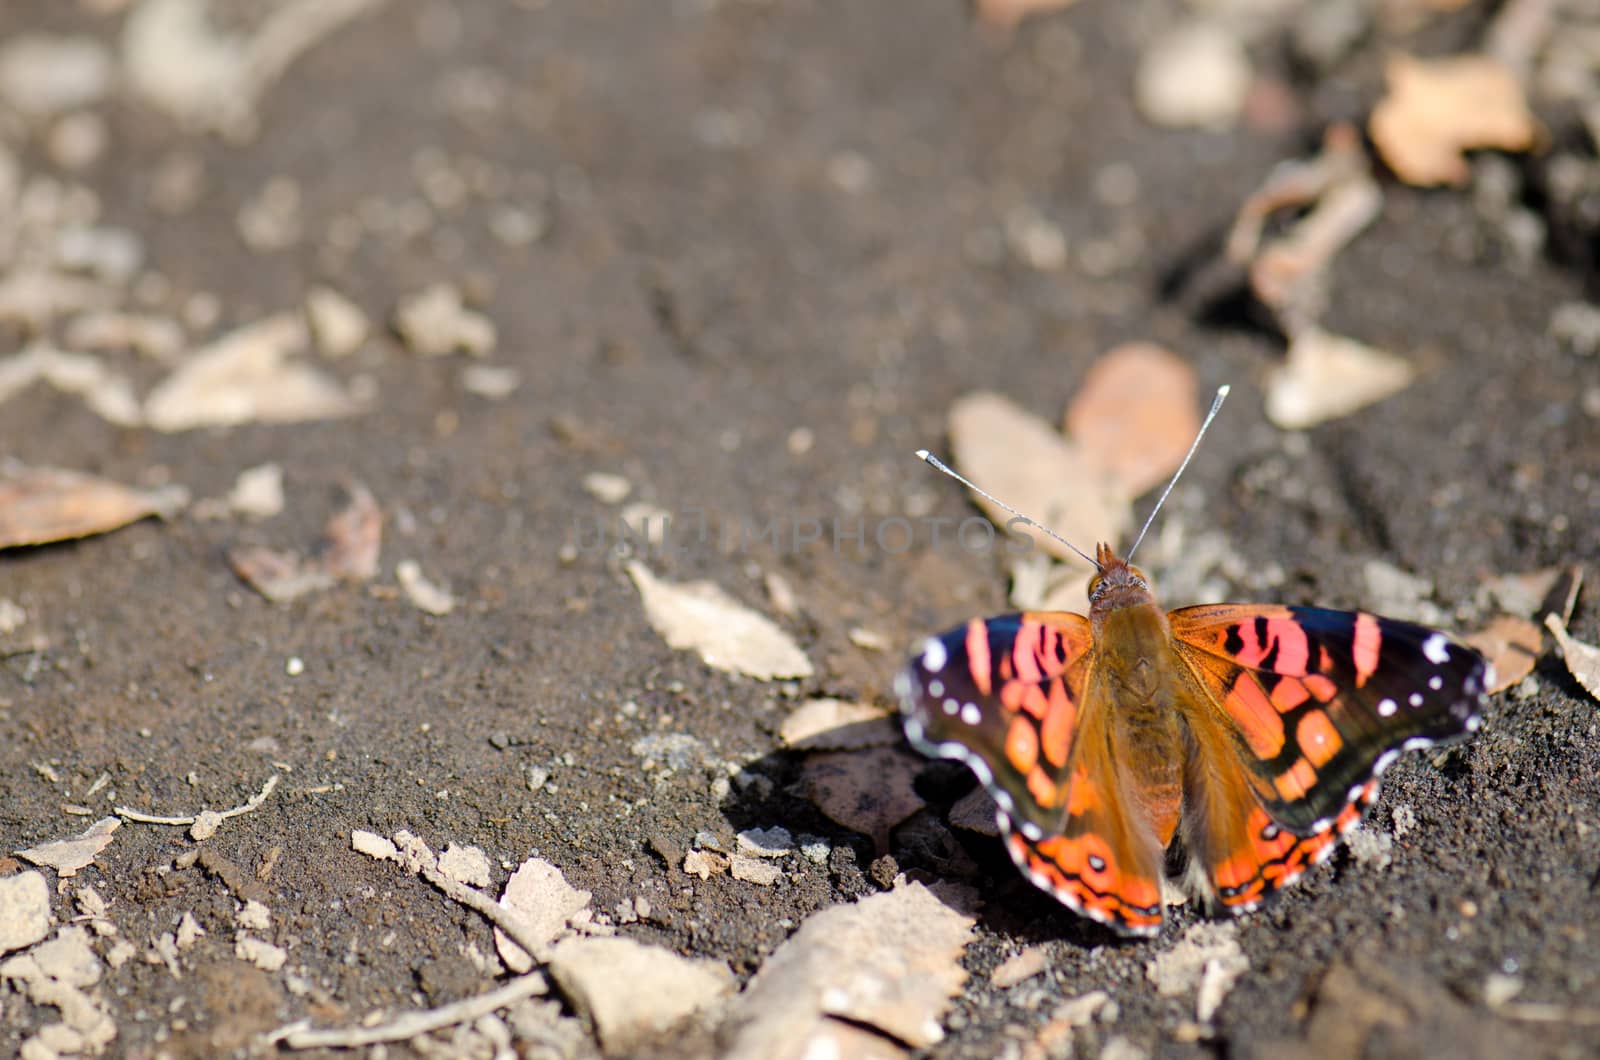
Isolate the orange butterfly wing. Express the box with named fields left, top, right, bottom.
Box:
left=899, top=612, right=1165, bottom=935
left=1168, top=604, right=1488, bottom=912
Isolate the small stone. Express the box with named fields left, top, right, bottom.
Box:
left=396, top=560, right=455, bottom=616
left=188, top=810, right=223, bottom=842
left=461, top=364, right=520, bottom=399
left=48, top=111, right=109, bottom=170
left=394, top=282, right=497, bottom=357
left=175, top=912, right=205, bottom=950
left=735, top=827, right=795, bottom=859
left=1135, top=22, right=1252, bottom=130
left=286, top=656, right=304, bottom=676
left=305, top=286, right=369, bottom=358
left=581, top=472, right=632, bottom=505
left=1551, top=300, right=1600, bottom=357
left=0, top=598, right=26, bottom=634
left=235, top=935, right=286, bottom=972
left=729, top=854, right=783, bottom=886
left=227, top=463, right=284, bottom=520
left=1004, top=205, right=1068, bottom=271
left=682, top=849, right=724, bottom=880
left=236, top=900, right=271, bottom=932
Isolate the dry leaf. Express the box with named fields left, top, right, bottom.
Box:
left=227, top=545, right=335, bottom=602
left=723, top=879, right=977, bottom=1058
left=0, top=346, right=141, bottom=426
left=0, top=464, right=187, bottom=549
left=548, top=937, right=733, bottom=1054
left=1064, top=342, right=1199, bottom=496
left=14, top=817, right=120, bottom=877
left=495, top=856, right=592, bottom=973
left=320, top=483, right=381, bottom=580
left=1370, top=53, right=1541, bottom=188
left=144, top=313, right=362, bottom=431
left=799, top=747, right=925, bottom=850
left=626, top=561, right=814, bottom=680
left=779, top=699, right=900, bottom=751
left=1545, top=615, right=1600, bottom=703
left=948, top=391, right=1127, bottom=569
left=1462, top=615, right=1541, bottom=694
left=1265, top=327, right=1416, bottom=429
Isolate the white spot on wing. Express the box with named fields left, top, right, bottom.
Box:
left=942, top=698, right=959, bottom=715
left=1422, top=633, right=1450, bottom=665
left=1377, top=698, right=1397, bottom=717
left=1408, top=692, right=1424, bottom=707
left=959, top=703, right=981, bottom=726
left=927, top=678, right=945, bottom=697
left=1429, top=675, right=1443, bottom=691
left=922, top=637, right=947, bottom=673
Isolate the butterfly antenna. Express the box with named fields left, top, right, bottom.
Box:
left=913, top=449, right=1103, bottom=570
left=1126, top=384, right=1230, bottom=562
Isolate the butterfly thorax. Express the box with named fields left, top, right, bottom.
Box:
left=1084, top=547, right=1188, bottom=848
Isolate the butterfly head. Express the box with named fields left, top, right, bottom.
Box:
left=1087, top=544, right=1155, bottom=613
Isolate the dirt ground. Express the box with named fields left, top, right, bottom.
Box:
left=2, top=1, right=1599, bottom=1058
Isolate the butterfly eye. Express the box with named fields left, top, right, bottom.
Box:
left=1087, top=574, right=1103, bottom=601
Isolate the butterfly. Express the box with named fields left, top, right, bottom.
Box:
left=896, top=541, right=1491, bottom=936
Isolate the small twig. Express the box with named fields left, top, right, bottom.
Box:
left=391, top=832, right=551, bottom=963
left=1492, top=1000, right=1600, bottom=1027
left=115, top=774, right=279, bottom=825
left=269, top=972, right=548, bottom=1049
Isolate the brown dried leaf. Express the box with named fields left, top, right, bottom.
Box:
left=320, top=483, right=381, bottom=580
left=627, top=561, right=814, bottom=680
left=949, top=391, right=1128, bottom=570
left=1370, top=53, right=1541, bottom=188
left=1064, top=343, right=1199, bottom=497
left=1545, top=615, right=1600, bottom=704
left=0, top=464, right=187, bottom=549
left=1265, top=327, right=1416, bottom=429
left=1461, top=615, right=1541, bottom=694
left=800, top=747, right=925, bottom=851
left=228, top=545, right=335, bottom=603
left=723, top=879, right=977, bottom=1058
left=143, top=313, right=362, bottom=432
left=15, top=817, right=119, bottom=877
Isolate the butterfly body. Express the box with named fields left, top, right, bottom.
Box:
left=898, top=543, right=1489, bottom=937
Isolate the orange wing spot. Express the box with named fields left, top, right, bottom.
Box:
left=1273, top=758, right=1318, bottom=801
left=1352, top=613, right=1380, bottom=687
left=1296, top=710, right=1343, bottom=768
left=1000, top=680, right=1027, bottom=713
left=1026, top=767, right=1061, bottom=809
left=1010, top=622, right=1042, bottom=683
left=1263, top=617, right=1310, bottom=674
left=1224, top=675, right=1285, bottom=758
left=1303, top=673, right=1338, bottom=702
left=1038, top=678, right=1075, bottom=767
left=1006, top=716, right=1040, bottom=774
left=1018, top=683, right=1050, bottom=721
left=1270, top=676, right=1310, bottom=712
left=966, top=620, right=992, bottom=695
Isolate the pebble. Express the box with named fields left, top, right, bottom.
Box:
left=1551, top=300, right=1600, bottom=357
left=1135, top=22, right=1253, bottom=129
left=394, top=282, right=497, bottom=357
left=305, top=286, right=369, bottom=358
